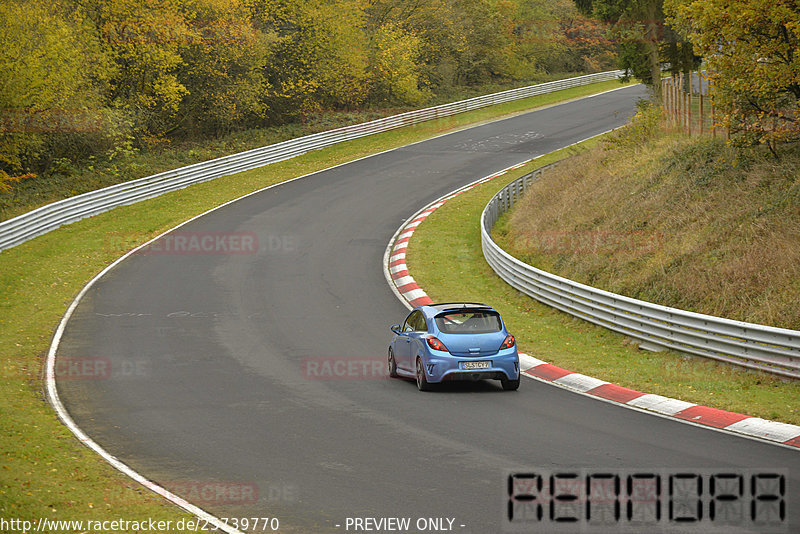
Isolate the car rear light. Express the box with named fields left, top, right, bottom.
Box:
left=426, top=336, right=449, bottom=352
left=500, top=334, right=515, bottom=350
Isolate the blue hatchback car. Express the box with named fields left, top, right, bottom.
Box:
left=388, top=303, right=520, bottom=391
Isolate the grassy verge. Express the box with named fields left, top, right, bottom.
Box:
left=405, top=138, right=800, bottom=426
left=0, top=79, right=628, bottom=530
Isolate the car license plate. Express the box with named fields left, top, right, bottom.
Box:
left=462, top=361, right=490, bottom=370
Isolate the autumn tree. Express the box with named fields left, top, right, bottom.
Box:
left=0, top=0, right=112, bottom=184
left=175, top=0, right=272, bottom=135
left=2, top=0, right=623, bottom=191
left=371, top=22, right=429, bottom=105
left=364, top=0, right=467, bottom=89
left=247, top=0, right=371, bottom=117
left=521, top=0, right=616, bottom=74
left=574, top=0, right=666, bottom=96
left=666, top=0, right=800, bottom=150
left=574, top=0, right=661, bottom=83
left=74, top=0, right=193, bottom=138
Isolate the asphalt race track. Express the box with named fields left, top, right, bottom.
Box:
left=56, top=85, right=799, bottom=533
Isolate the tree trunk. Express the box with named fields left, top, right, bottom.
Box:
left=646, top=0, right=662, bottom=99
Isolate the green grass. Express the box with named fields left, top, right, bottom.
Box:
left=405, top=139, right=800, bottom=426
left=0, top=79, right=629, bottom=531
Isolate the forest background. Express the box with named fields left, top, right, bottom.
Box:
left=0, top=0, right=618, bottom=209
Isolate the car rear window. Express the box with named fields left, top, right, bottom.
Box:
left=434, top=311, right=502, bottom=334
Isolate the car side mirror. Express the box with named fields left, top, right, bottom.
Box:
left=390, top=324, right=401, bottom=334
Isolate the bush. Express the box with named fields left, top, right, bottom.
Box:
left=604, top=100, right=664, bottom=149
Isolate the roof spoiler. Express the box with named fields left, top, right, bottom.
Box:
left=430, top=302, right=492, bottom=311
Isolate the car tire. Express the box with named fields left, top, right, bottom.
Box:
left=388, top=347, right=398, bottom=378
left=501, top=376, right=520, bottom=391
left=416, top=357, right=432, bottom=392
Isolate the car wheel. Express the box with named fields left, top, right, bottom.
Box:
left=501, top=376, right=520, bottom=391
left=387, top=347, right=398, bottom=378
left=416, top=357, right=432, bottom=392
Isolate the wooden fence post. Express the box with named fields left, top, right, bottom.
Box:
left=687, top=72, right=693, bottom=136
left=699, top=72, right=704, bottom=136
left=707, top=76, right=716, bottom=138
left=678, top=72, right=684, bottom=131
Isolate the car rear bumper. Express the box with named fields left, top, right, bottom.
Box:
left=424, top=350, right=519, bottom=383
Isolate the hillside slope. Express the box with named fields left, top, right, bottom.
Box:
left=495, top=110, right=800, bottom=329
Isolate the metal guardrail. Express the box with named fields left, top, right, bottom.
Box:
left=0, top=71, right=624, bottom=252
left=481, top=164, right=800, bottom=379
